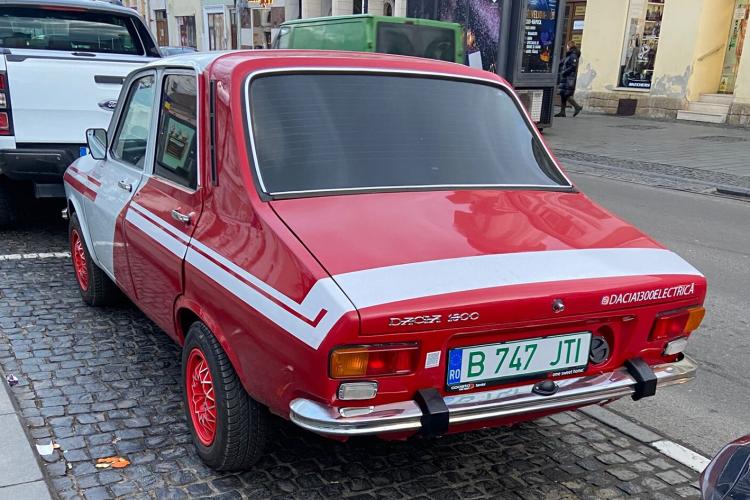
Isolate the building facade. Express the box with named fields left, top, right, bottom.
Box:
left=574, top=0, right=750, bottom=125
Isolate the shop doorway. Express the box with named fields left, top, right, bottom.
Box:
left=155, top=9, right=168, bottom=46
left=560, top=0, right=585, bottom=57
left=719, top=0, right=750, bottom=94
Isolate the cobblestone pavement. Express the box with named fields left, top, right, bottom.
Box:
left=0, top=222, right=705, bottom=499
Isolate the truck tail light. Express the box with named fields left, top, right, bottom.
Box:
left=649, top=306, right=705, bottom=341
left=0, top=112, right=9, bottom=134
left=330, top=344, right=419, bottom=378
left=0, top=71, right=11, bottom=134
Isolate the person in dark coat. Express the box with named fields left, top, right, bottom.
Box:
left=556, top=42, right=583, bottom=117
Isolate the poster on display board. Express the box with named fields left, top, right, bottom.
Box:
left=407, top=0, right=502, bottom=73
left=617, top=0, right=663, bottom=90
left=520, top=0, right=558, bottom=73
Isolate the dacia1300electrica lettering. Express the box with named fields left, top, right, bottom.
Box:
left=63, top=51, right=707, bottom=470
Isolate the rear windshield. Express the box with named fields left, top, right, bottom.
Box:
left=248, top=73, right=569, bottom=196
left=0, top=6, right=143, bottom=55
left=376, top=23, right=455, bottom=62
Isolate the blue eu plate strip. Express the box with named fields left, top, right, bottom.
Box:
left=447, top=349, right=463, bottom=385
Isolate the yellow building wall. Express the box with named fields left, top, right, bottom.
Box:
left=648, top=0, right=702, bottom=99
left=576, top=0, right=630, bottom=94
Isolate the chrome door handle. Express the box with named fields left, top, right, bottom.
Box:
left=117, top=180, right=132, bottom=192
left=171, top=209, right=191, bottom=224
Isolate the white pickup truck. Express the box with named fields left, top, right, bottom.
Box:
left=0, top=0, right=159, bottom=225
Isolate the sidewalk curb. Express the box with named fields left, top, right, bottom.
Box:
left=581, top=405, right=711, bottom=473
left=0, top=376, right=54, bottom=500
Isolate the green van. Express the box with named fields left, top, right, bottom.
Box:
left=272, top=15, right=464, bottom=64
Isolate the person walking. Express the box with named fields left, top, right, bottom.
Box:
left=556, top=42, right=583, bottom=117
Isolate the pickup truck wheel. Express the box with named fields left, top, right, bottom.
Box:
left=0, top=179, right=17, bottom=227
left=182, top=322, right=268, bottom=471
left=68, top=213, right=119, bottom=306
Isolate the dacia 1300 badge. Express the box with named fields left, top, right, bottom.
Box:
left=62, top=51, right=707, bottom=470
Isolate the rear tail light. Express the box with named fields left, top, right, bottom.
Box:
left=649, top=306, right=705, bottom=341
left=0, top=71, right=11, bottom=134
left=330, top=344, right=419, bottom=378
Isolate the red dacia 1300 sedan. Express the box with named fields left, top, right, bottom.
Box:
left=63, top=51, right=706, bottom=470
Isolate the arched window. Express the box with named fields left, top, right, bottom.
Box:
left=383, top=0, right=393, bottom=16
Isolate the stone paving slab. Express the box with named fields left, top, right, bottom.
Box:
left=0, top=368, right=52, bottom=499
left=544, top=114, right=750, bottom=180
left=0, top=246, right=706, bottom=499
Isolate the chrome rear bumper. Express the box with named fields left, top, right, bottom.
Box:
left=289, top=356, right=697, bottom=437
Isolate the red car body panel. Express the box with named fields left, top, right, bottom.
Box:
left=64, top=51, right=707, bottom=439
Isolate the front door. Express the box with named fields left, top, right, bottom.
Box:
left=719, top=0, right=750, bottom=94
left=124, top=71, right=203, bottom=338
left=85, top=72, right=156, bottom=297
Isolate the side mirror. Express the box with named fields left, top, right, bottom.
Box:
left=86, top=128, right=108, bottom=160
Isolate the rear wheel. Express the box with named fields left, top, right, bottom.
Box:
left=182, top=322, right=268, bottom=471
left=68, top=213, right=119, bottom=306
left=0, top=178, right=17, bottom=227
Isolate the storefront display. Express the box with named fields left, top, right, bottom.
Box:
left=520, top=0, right=558, bottom=73
left=719, top=0, right=749, bottom=94
left=618, top=0, right=662, bottom=89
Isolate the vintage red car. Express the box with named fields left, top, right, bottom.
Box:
left=62, top=51, right=707, bottom=471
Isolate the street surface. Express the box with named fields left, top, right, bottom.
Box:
left=2, top=151, right=748, bottom=497
left=575, top=174, right=750, bottom=456
left=0, top=175, right=712, bottom=499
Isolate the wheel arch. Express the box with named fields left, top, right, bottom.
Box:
left=66, top=196, right=101, bottom=267
left=174, top=297, right=250, bottom=392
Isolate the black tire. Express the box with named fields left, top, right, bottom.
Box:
left=68, top=212, right=120, bottom=306
left=182, top=322, right=268, bottom=471
left=0, top=178, right=17, bottom=227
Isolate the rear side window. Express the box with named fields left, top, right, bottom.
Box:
left=154, top=75, right=198, bottom=189
left=0, top=6, right=144, bottom=55
left=249, top=74, right=569, bottom=196
left=376, top=23, right=455, bottom=62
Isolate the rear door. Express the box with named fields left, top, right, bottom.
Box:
left=0, top=5, right=158, bottom=144
left=124, top=69, right=203, bottom=335
left=85, top=71, right=156, bottom=296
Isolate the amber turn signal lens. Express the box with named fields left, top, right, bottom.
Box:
left=330, top=344, right=419, bottom=379
left=684, top=306, right=705, bottom=333
left=649, top=306, right=705, bottom=341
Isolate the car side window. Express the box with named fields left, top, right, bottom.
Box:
left=153, top=74, right=198, bottom=189
left=111, top=75, right=156, bottom=169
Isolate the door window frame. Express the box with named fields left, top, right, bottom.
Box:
left=108, top=69, right=160, bottom=174
left=150, top=69, right=201, bottom=192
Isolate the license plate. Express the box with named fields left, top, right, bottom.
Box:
left=446, top=332, right=592, bottom=389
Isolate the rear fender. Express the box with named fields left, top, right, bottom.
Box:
left=174, top=297, right=249, bottom=392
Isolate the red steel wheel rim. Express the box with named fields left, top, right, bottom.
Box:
left=71, top=230, right=89, bottom=291
left=186, top=348, right=217, bottom=446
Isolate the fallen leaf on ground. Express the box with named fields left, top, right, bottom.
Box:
left=96, top=456, right=130, bottom=469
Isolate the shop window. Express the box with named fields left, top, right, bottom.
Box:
left=176, top=16, right=197, bottom=48
left=617, top=0, right=663, bottom=90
